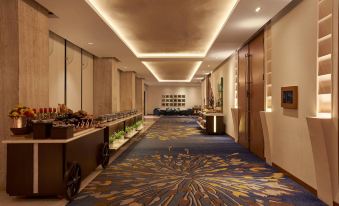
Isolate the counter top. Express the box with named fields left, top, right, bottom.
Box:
left=2, top=113, right=143, bottom=144
left=204, top=113, right=224, bottom=117
left=2, top=127, right=104, bottom=144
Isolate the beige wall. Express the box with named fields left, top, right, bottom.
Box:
left=146, top=85, right=201, bottom=114
left=49, top=32, right=65, bottom=107
left=270, top=0, right=318, bottom=188
left=209, top=54, right=237, bottom=138
left=0, top=0, right=49, bottom=189
left=66, top=42, right=82, bottom=111
left=82, top=51, right=94, bottom=114
left=49, top=33, right=94, bottom=113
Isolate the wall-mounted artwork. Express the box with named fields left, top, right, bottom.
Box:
left=161, top=94, right=186, bottom=107
left=281, top=86, right=298, bottom=109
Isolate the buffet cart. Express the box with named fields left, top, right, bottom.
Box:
left=2, top=112, right=143, bottom=200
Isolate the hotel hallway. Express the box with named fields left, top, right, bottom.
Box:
left=69, top=117, right=325, bottom=206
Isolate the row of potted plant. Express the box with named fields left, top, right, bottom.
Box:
left=109, top=120, right=144, bottom=148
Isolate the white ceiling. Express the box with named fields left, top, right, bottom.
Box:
left=36, top=0, right=293, bottom=85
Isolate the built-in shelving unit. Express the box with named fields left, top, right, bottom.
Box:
left=317, top=0, right=333, bottom=116
left=264, top=24, right=272, bottom=112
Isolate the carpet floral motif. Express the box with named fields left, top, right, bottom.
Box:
left=75, top=150, right=301, bottom=206
left=145, top=117, right=201, bottom=140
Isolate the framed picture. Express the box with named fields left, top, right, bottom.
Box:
left=281, top=86, right=298, bottom=109
left=170, top=103, right=173, bottom=106
left=182, top=103, right=186, bottom=107
left=174, top=95, right=177, bottom=98
left=174, top=103, right=177, bottom=106
left=166, top=103, right=169, bottom=106
left=182, top=95, right=185, bottom=98
left=162, top=103, right=165, bottom=106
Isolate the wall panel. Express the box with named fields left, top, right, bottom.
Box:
left=48, top=32, right=65, bottom=107
left=66, top=42, right=81, bottom=111
left=82, top=51, right=93, bottom=114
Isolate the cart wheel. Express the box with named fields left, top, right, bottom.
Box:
left=64, top=162, right=81, bottom=201
left=101, top=142, right=110, bottom=169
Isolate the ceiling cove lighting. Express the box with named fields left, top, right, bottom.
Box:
left=142, top=61, right=202, bottom=82
left=84, top=0, right=239, bottom=59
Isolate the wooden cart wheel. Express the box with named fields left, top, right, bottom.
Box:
left=101, top=142, right=110, bottom=169
left=64, top=162, right=81, bottom=201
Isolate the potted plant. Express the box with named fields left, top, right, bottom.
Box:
left=135, top=120, right=144, bottom=131
left=8, top=105, right=36, bottom=135
left=125, top=126, right=136, bottom=138
left=115, top=130, right=125, bottom=144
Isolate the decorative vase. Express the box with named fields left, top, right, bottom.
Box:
left=10, top=117, right=31, bottom=135
left=12, top=117, right=27, bottom=128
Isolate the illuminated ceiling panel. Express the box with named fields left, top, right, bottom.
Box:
left=142, top=61, right=202, bottom=82
left=85, top=0, right=238, bottom=58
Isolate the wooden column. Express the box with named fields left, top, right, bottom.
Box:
left=112, top=66, right=120, bottom=112
left=93, top=58, right=113, bottom=115
left=0, top=0, right=49, bottom=189
left=135, top=77, right=145, bottom=114
left=120, top=71, right=136, bottom=111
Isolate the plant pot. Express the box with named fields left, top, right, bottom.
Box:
left=50, top=126, right=74, bottom=139
left=32, top=122, right=53, bottom=139
left=137, top=125, right=144, bottom=131
left=11, top=117, right=27, bottom=128
left=10, top=127, right=31, bottom=136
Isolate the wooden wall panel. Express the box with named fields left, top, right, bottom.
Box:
left=48, top=33, right=65, bottom=107
left=18, top=0, right=49, bottom=108
left=135, top=78, right=145, bottom=113
left=0, top=0, right=49, bottom=189
left=66, top=42, right=81, bottom=111
left=238, top=45, right=249, bottom=148
left=0, top=0, right=19, bottom=190
left=93, top=58, right=113, bottom=115
left=82, top=51, right=94, bottom=114
left=120, top=72, right=136, bottom=111
left=112, top=65, right=120, bottom=112
left=249, top=32, right=265, bottom=159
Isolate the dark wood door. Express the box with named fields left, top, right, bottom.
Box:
left=238, top=45, right=249, bottom=148
left=249, top=32, right=265, bottom=159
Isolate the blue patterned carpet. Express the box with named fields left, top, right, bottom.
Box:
left=69, top=117, right=326, bottom=206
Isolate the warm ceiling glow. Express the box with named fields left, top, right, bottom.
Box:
left=142, top=61, right=202, bottom=82
left=87, top=42, right=94, bottom=45
left=255, top=7, right=261, bottom=12
left=85, top=0, right=239, bottom=58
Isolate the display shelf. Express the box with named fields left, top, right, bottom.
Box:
left=264, top=24, right=273, bottom=111
left=316, top=0, right=333, bottom=116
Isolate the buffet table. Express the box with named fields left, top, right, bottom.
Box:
left=2, top=112, right=143, bottom=200
left=197, top=112, right=225, bottom=134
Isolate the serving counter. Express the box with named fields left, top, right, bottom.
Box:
left=2, top=113, right=143, bottom=200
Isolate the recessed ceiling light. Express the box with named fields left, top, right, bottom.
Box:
left=194, top=77, right=204, bottom=80
left=87, top=42, right=94, bottom=45
left=208, top=65, right=210, bottom=67
left=255, top=7, right=261, bottom=13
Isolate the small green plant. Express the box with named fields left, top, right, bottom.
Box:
left=109, top=134, right=115, bottom=145
left=135, top=120, right=143, bottom=130
left=115, top=130, right=125, bottom=139
left=125, top=126, right=133, bottom=134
